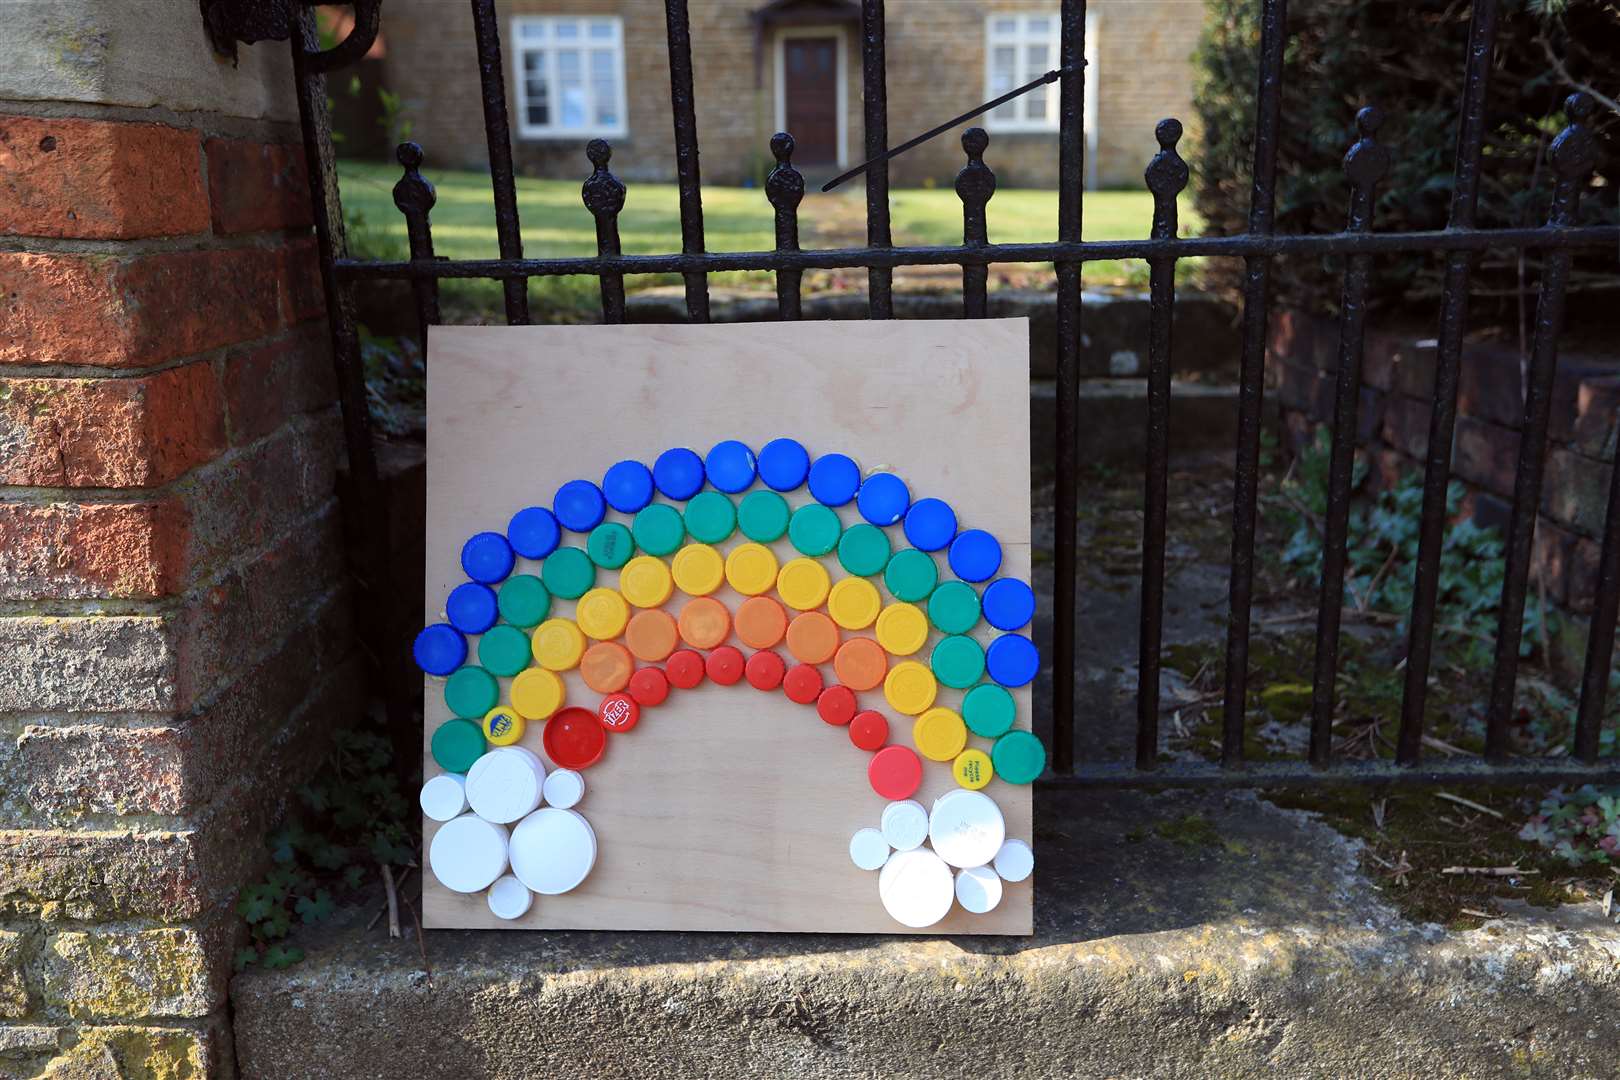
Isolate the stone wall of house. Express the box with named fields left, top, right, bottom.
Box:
left=0, top=3, right=357, bottom=1074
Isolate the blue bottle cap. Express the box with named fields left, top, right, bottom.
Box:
left=705, top=440, right=757, bottom=493
left=602, top=460, right=655, bottom=514
left=757, top=437, right=810, bottom=491
left=653, top=447, right=705, bottom=501
left=986, top=633, right=1040, bottom=687
left=948, top=528, right=1002, bottom=583
left=808, top=453, right=861, bottom=507
left=553, top=479, right=607, bottom=533
left=982, top=578, right=1036, bottom=631
left=445, top=581, right=499, bottom=634
left=856, top=472, right=910, bottom=527
left=902, top=497, right=957, bottom=552
left=461, top=531, right=515, bottom=584
left=507, top=506, right=560, bottom=560
left=413, top=623, right=466, bottom=676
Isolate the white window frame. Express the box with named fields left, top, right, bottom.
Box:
left=510, top=15, right=629, bottom=140
left=982, top=11, right=1100, bottom=187
left=772, top=25, right=850, bottom=169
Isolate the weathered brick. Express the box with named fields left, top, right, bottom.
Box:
left=1361, top=327, right=1403, bottom=393
left=1275, top=359, right=1332, bottom=421
left=0, top=1024, right=61, bottom=1055
left=1566, top=374, right=1620, bottom=463
left=0, top=830, right=218, bottom=920
left=0, top=499, right=188, bottom=601
left=0, top=616, right=176, bottom=715
left=1548, top=360, right=1620, bottom=446
left=0, top=116, right=208, bottom=240
left=1543, top=447, right=1611, bottom=539
left=205, top=137, right=312, bottom=235
left=277, top=236, right=326, bottom=325
left=11, top=726, right=193, bottom=821
left=1531, top=519, right=1580, bottom=610
left=1381, top=396, right=1431, bottom=460
left=1391, top=340, right=1439, bottom=400
left=40, top=923, right=227, bottom=1020
left=0, top=930, right=33, bottom=1018
left=35, top=1022, right=220, bottom=1079
left=223, top=326, right=336, bottom=446
left=1453, top=416, right=1520, bottom=500
left=1456, top=345, right=1522, bottom=431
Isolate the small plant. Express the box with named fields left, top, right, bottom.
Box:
left=1520, top=784, right=1620, bottom=866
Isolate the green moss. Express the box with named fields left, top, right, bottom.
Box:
left=1153, top=813, right=1223, bottom=849
left=47, top=1026, right=206, bottom=1080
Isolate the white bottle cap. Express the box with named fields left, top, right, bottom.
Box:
left=419, top=773, right=469, bottom=822
left=428, top=814, right=510, bottom=893
left=877, top=847, right=956, bottom=928
left=848, top=827, right=891, bottom=871
left=503, top=744, right=547, bottom=773
left=487, top=874, right=533, bottom=920
left=879, top=799, right=929, bottom=852
left=466, top=748, right=545, bottom=824
left=992, top=838, right=1034, bottom=883
left=928, top=789, right=1006, bottom=869
left=543, top=768, right=586, bottom=810
left=510, top=807, right=597, bottom=895
left=954, top=864, right=1004, bottom=914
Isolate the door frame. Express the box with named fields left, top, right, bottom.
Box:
left=773, top=25, right=849, bottom=169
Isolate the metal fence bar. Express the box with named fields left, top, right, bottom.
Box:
left=1059, top=758, right=1620, bottom=789
left=581, top=140, right=628, bottom=324
left=391, top=142, right=442, bottom=354
left=1579, top=450, right=1620, bottom=763
left=469, top=0, right=530, bottom=325
left=664, top=0, right=710, bottom=323
left=766, top=133, right=805, bottom=321
left=860, top=0, right=894, bottom=319
left=956, top=128, right=994, bottom=319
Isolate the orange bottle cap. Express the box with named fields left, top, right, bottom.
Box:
left=579, top=641, right=633, bottom=694
left=735, top=595, right=789, bottom=649
left=833, top=637, right=888, bottom=692
left=786, top=610, right=840, bottom=665
left=677, top=596, right=732, bottom=650
left=624, top=608, right=679, bottom=662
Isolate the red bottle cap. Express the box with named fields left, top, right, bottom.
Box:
left=817, top=684, right=857, bottom=726
left=745, top=649, right=786, bottom=691
left=868, top=744, right=922, bottom=800
left=706, top=645, right=745, bottom=686
left=849, top=709, right=888, bottom=751
left=628, top=666, right=670, bottom=707
left=667, top=649, right=705, bottom=689
left=544, top=707, right=607, bottom=770
left=782, top=663, right=823, bottom=704
left=598, top=693, right=640, bottom=732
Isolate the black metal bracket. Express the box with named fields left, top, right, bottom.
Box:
left=201, top=0, right=380, bottom=72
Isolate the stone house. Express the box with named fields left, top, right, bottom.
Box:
left=380, top=0, right=1208, bottom=188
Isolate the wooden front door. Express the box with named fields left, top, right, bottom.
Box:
left=782, top=36, right=840, bottom=166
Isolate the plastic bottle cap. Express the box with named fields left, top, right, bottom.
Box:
left=576, top=587, right=630, bottom=640
left=880, top=799, right=929, bottom=851
left=631, top=504, right=685, bottom=557
left=705, top=440, right=757, bottom=493
left=757, top=437, right=810, bottom=491
left=532, top=618, right=586, bottom=671
left=487, top=874, right=534, bottom=920
left=782, top=663, right=823, bottom=704
left=927, top=580, right=981, bottom=635
left=481, top=705, right=526, bottom=746
left=787, top=503, right=842, bottom=557
left=963, top=683, right=1016, bottom=738
left=884, top=548, right=939, bottom=603
left=598, top=692, right=640, bottom=732
left=428, top=814, right=509, bottom=893
left=586, top=522, right=635, bottom=570
left=462, top=531, right=515, bottom=584
left=543, top=768, right=586, bottom=810
left=498, top=575, right=551, bottom=628
left=553, top=479, right=607, bottom=533
left=948, top=529, right=1002, bottom=583
left=982, top=578, right=1035, bottom=631
left=677, top=596, right=731, bottom=649
left=856, top=472, right=910, bottom=527
left=510, top=806, right=598, bottom=895
left=478, top=624, right=532, bottom=676
left=952, top=748, right=994, bottom=790
left=993, top=838, right=1034, bottom=882
left=508, top=507, right=561, bottom=560
left=837, top=523, right=891, bottom=578
left=625, top=609, right=679, bottom=661
left=930, top=634, right=986, bottom=689
left=808, top=453, right=861, bottom=506
left=430, top=718, right=486, bottom=773
left=705, top=645, right=745, bottom=685
left=991, top=729, right=1046, bottom=784
left=628, top=665, right=670, bottom=706
left=511, top=667, right=565, bottom=720
left=667, top=649, right=705, bottom=689
left=849, top=709, right=889, bottom=751
left=725, top=542, right=779, bottom=596
left=875, top=602, right=929, bottom=656
left=684, top=491, right=737, bottom=544
left=884, top=660, right=938, bottom=716
left=849, top=827, right=891, bottom=871
left=903, top=497, right=958, bottom=552
left=868, top=745, right=923, bottom=800
left=414, top=624, right=467, bottom=676
left=955, top=864, right=1004, bottom=914
left=986, top=633, right=1040, bottom=688
left=929, top=788, right=1006, bottom=869
left=653, top=447, right=705, bottom=500
left=785, top=610, right=840, bottom=665
left=420, top=773, right=469, bottom=822
left=619, top=554, right=674, bottom=608
left=446, top=582, right=499, bottom=634
left=877, top=847, right=954, bottom=928
left=745, top=649, right=786, bottom=690
left=543, top=707, right=607, bottom=769
left=737, top=489, right=791, bottom=542
left=913, top=706, right=968, bottom=761
left=580, top=641, right=633, bottom=693
left=540, top=546, right=595, bottom=600
left=827, top=577, right=882, bottom=630
left=466, top=747, right=545, bottom=824
left=445, top=667, right=500, bottom=718
left=603, top=459, right=655, bottom=514
left=777, top=557, right=831, bottom=611
left=833, top=637, right=888, bottom=691
left=671, top=543, right=725, bottom=596
left=735, top=595, right=789, bottom=649
left=817, top=684, right=857, bottom=726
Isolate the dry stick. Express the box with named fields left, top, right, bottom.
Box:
left=1360, top=543, right=1401, bottom=613
left=381, top=861, right=401, bottom=939
left=1538, top=35, right=1620, bottom=118
left=1440, top=865, right=1538, bottom=877
left=400, top=889, right=431, bottom=984
left=1436, top=791, right=1506, bottom=819
left=1422, top=734, right=1467, bottom=757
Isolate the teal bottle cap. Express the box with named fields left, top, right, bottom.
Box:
left=684, top=491, right=737, bottom=544
left=789, top=503, right=842, bottom=557
left=884, top=548, right=938, bottom=603
left=586, top=522, right=635, bottom=569
left=497, top=575, right=551, bottom=628
left=930, top=634, right=986, bottom=689
left=991, top=729, right=1046, bottom=784
left=444, top=666, right=499, bottom=718
left=928, top=580, right=981, bottom=634
left=738, top=490, right=791, bottom=542
left=631, top=503, right=685, bottom=557
left=963, top=683, right=1016, bottom=738
left=478, top=625, right=532, bottom=677
left=430, top=718, right=486, bottom=773
left=541, top=546, right=595, bottom=600
left=837, top=523, right=891, bottom=577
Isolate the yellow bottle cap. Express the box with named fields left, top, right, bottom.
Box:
left=531, top=618, right=586, bottom=671
left=827, top=576, right=881, bottom=630
left=724, top=542, right=779, bottom=596
left=510, top=667, right=565, bottom=720
left=575, top=587, right=629, bottom=640
left=884, top=660, right=938, bottom=715
left=619, top=554, right=674, bottom=608
left=482, top=705, right=526, bottom=746
left=671, top=543, right=725, bottom=596
left=875, top=602, right=929, bottom=656
left=913, top=706, right=967, bottom=761
left=952, top=748, right=994, bottom=790
left=777, top=556, right=831, bottom=611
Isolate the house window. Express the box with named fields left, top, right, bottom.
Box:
left=984, top=13, right=1060, bottom=132
left=512, top=16, right=627, bottom=138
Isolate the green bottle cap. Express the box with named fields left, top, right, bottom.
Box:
left=497, top=574, right=551, bottom=628
left=928, top=580, right=981, bottom=634
left=738, top=490, right=791, bottom=542
left=837, top=523, right=891, bottom=577
left=930, top=634, right=986, bottom=689
left=444, top=666, right=499, bottom=719
left=963, top=683, right=1016, bottom=738
left=884, top=548, right=938, bottom=602
left=992, top=729, right=1046, bottom=784
left=632, top=503, right=685, bottom=557
left=430, top=718, right=486, bottom=773
left=586, top=522, right=635, bottom=569
left=684, top=491, right=737, bottom=544
left=541, top=546, right=595, bottom=599
left=789, top=503, right=842, bottom=557
left=477, top=624, right=531, bottom=677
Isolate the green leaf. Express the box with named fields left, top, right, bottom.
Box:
left=233, top=947, right=260, bottom=972
left=263, top=943, right=305, bottom=970
left=296, top=889, right=336, bottom=925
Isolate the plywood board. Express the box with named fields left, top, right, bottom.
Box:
left=423, top=320, right=1033, bottom=933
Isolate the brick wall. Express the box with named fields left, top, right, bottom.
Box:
left=0, top=5, right=357, bottom=1075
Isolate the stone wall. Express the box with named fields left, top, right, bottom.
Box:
left=0, top=3, right=356, bottom=1074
